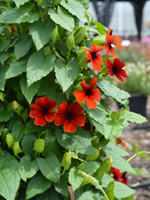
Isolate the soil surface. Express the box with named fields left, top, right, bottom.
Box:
left=109, top=96, right=150, bottom=200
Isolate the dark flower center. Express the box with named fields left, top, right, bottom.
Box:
left=42, top=107, right=48, bottom=115
left=91, top=52, right=96, bottom=60
left=112, top=67, right=117, bottom=75
left=66, top=112, right=73, bottom=120
left=86, top=88, right=92, bottom=96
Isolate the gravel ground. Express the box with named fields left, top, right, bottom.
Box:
left=109, top=96, right=150, bottom=200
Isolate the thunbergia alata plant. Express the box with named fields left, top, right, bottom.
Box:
left=0, top=0, right=149, bottom=200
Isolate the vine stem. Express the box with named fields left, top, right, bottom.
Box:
left=127, top=151, right=150, bottom=162
left=97, top=185, right=109, bottom=200
left=85, top=10, right=94, bottom=22
left=97, top=107, right=111, bottom=117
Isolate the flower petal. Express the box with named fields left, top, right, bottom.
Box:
left=73, top=90, right=86, bottom=103
left=91, top=44, right=103, bottom=53
left=36, top=96, right=49, bottom=108
left=89, top=78, right=98, bottom=90
left=95, top=54, right=104, bottom=65
left=64, top=120, right=76, bottom=133
left=47, top=98, right=57, bottom=110
left=104, top=44, right=111, bottom=55
left=106, top=28, right=113, bottom=35
left=115, top=74, right=124, bottom=83
left=34, top=116, right=46, bottom=126
left=112, top=35, right=123, bottom=51
left=45, top=110, right=56, bottom=122
left=55, top=113, right=67, bottom=126
left=106, top=58, right=114, bottom=76
left=73, top=114, right=86, bottom=127
left=113, top=58, right=125, bottom=69
left=110, top=47, right=117, bottom=57
left=70, top=102, right=83, bottom=115
left=91, top=60, right=102, bottom=71
left=91, top=89, right=100, bottom=102
left=86, top=96, right=97, bottom=109
left=57, top=101, right=69, bottom=113
left=30, top=104, right=42, bottom=118
left=83, top=47, right=92, bottom=53
left=118, top=69, right=128, bottom=78
left=80, top=79, right=89, bottom=91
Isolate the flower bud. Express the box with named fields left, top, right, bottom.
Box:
left=74, top=27, right=87, bottom=44
left=92, top=35, right=106, bottom=46
left=66, top=32, right=75, bottom=49
left=50, top=26, right=60, bottom=43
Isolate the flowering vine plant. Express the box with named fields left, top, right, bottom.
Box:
left=0, top=0, right=149, bottom=200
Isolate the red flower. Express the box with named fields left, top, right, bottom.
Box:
left=11, top=25, right=15, bottom=34
left=110, top=167, right=123, bottom=183
left=116, top=137, right=129, bottom=149
left=106, top=58, right=128, bottom=83
left=122, top=172, right=130, bottom=185
left=30, top=96, right=56, bottom=127
left=73, top=78, right=100, bottom=109
left=54, top=101, right=86, bottom=133
left=110, top=167, right=129, bottom=185
left=104, top=28, right=123, bottom=57
left=83, top=44, right=104, bottom=71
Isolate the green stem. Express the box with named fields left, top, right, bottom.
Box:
left=97, top=107, right=111, bottom=116
left=0, top=23, right=9, bottom=34
left=77, top=157, right=86, bottom=163
left=127, top=154, right=136, bottom=162
left=85, top=10, right=94, bottom=22
left=97, top=185, right=109, bottom=200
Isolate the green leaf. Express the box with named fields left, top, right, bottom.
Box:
left=100, top=173, right=114, bottom=188
left=6, top=133, right=15, bottom=149
left=27, top=50, right=56, bottom=86
left=98, top=79, right=130, bottom=106
left=131, top=141, right=139, bottom=153
left=55, top=128, right=95, bottom=155
left=0, top=151, right=21, bottom=200
left=0, top=104, right=13, bottom=122
left=54, top=180, right=69, bottom=197
left=42, top=131, right=62, bottom=159
left=5, top=58, right=26, bottom=79
left=21, top=133, right=37, bottom=158
left=11, top=119, right=25, bottom=141
left=0, top=4, right=40, bottom=23
left=60, top=0, right=85, bottom=21
left=76, top=0, right=90, bottom=9
left=69, top=167, right=83, bottom=191
left=138, top=152, right=150, bottom=159
left=0, top=36, right=10, bottom=52
left=36, top=187, right=61, bottom=200
left=48, top=6, right=74, bottom=32
left=14, top=33, right=33, bottom=59
left=54, top=58, right=79, bottom=92
left=20, top=75, right=41, bottom=104
left=26, top=173, right=52, bottom=199
left=36, top=153, right=61, bottom=182
left=18, top=154, right=39, bottom=182
left=83, top=161, right=100, bottom=174
left=0, top=51, right=11, bottom=66
left=83, top=103, right=107, bottom=126
left=114, top=182, right=134, bottom=199
left=13, top=0, right=30, bottom=8
left=103, top=118, right=123, bottom=139
left=37, top=79, right=67, bottom=106
left=0, top=65, right=8, bottom=91
left=111, top=111, right=119, bottom=121
left=12, top=141, right=23, bottom=157
left=78, top=191, right=94, bottom=200
left=29, top=18, right=55, bottom=50
left=123, top=111, right=147, bottom=123
left=33, top=139, right=45, bottom=153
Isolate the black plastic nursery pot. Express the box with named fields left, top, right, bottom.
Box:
left=118, top=93, right=147, bottom=117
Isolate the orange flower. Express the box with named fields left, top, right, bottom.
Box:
left=83, top=44, right=104, bottom=71
left=11, top=25, right=15, bottom=34
left=54, top=101, right=86, bottom=133
left=104, top=28, right=123, bottom=57
left=73, top=78, right=100, bottom=109
left=117, top=137, right=129, bottom=149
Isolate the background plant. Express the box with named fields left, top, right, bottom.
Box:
left=0, top=0, right=149, bottom=200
